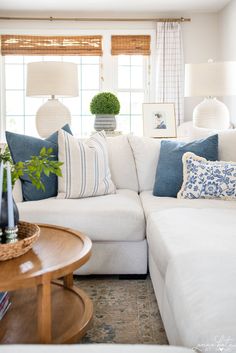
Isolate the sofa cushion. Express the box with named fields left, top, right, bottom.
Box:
left=140, top=190, right=236, bottom=218
left=13, top=179, right=23, bottom=203
left=166, top=253, right=236, bottom=350
left=107, top=135, right=139, bottom=192
left=128, top=135, right=161, bottom=192
left=153, top=135, right=218, bottom=198
left=146, top=207, right=236, bottom=277
left=17, top=189, right=145, bottom=242
left=6, top=124, right=72, bottom=201
left=58, top=130, right=116, bottom=199
left=191, top=127, right=236, bottom=162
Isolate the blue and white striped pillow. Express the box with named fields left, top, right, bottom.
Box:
left=57, top=130, right=116, bottom=199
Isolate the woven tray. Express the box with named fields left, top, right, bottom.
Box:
left=0, top=221, right=40, bottom=261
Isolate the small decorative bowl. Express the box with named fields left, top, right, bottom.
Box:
left=0, top=221, right=40, bottom=261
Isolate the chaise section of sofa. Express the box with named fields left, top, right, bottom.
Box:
left=166, top=252, right=236, bottom=350
left=146, top=206, right=236, bottom=348
left=147, top=207, right=236, bottom=277
left=128, top=133, right=236, bottom=349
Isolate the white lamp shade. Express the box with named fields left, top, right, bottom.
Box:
left=185, top=61, right=236, bottom=97
left=26, top=61, right=78, bottom=97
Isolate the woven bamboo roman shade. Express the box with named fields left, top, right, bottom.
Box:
left=111, top=35, right=151, bottom=55
left=0, top=35, right=103, bottom=56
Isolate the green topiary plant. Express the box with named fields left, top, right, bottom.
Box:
left=0, top=146, right=63, bottom=192
left=90, top=92, right=120, bottom=115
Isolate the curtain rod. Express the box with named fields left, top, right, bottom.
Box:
left=0, top=16, right=191, bottom=23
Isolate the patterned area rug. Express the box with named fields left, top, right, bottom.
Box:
left=74, top=275, right=168, bottom=344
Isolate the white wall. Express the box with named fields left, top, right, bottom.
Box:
left=0, top=12, right=219, bottom=122
left=219, top=0, right=236, bottom=122
left=181, top=13, right=219, bottom=120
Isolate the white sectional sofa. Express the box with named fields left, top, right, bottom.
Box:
left=15, top=135, right=147, bottom=275
left=14, top=132, right=236, bottom=351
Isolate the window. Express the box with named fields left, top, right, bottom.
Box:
left=4, top=55, right=101, bottom=138
left=115, top=55, right=149, bottom=136
left=1, top=33, right=152, bottom=138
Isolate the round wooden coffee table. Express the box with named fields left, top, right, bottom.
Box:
left=0, top=224, right=93, bottom=344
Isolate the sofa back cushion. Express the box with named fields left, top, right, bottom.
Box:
left=13, top=179, right=23, bottom=203
left=192, top=128, right=236, bottom=161
left=128, top=136, right=161, bottom=192
left=107, top=135, right=139, bottom=192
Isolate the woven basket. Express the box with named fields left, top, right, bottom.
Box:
left=0, top=221, right=40, bottom=261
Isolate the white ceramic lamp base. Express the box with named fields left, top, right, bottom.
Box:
left=193, top=97, right=230, bottom=130
left=36, top=99, right=71, bottom=138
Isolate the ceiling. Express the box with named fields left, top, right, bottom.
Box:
left=0, top=0, right=231, bottom=15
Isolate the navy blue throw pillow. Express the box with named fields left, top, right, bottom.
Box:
left=153, top=134, right=218, bottom=198
left=6, top=124, right=72, bottom=201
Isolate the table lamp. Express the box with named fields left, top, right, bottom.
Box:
left=185, top=60, right=236, bottom=130
left=26, top=61, right=78, bottom=138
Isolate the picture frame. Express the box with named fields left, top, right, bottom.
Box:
left=143, top=103, right=177, bottom=138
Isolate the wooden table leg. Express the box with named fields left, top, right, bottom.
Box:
left=37, top=282, right=52, bottom=343
left=64, top=273, right=74, bottom=288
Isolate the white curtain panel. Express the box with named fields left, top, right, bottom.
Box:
left=156, top=22, right=184, bottom=125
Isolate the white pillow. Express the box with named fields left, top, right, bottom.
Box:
left=107, top=135, right=139, bottom=192
left=218, top=130, right=236, bottom=162
left=178, top=152, right=236, bottom=201
left=191, top=127, right=236, bottom=162
left=58, top=130, right=116, bottom=199
left=128, top=135, right=161, bottom=192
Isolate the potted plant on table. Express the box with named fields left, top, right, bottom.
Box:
left=90, top=92, right=120, bottom=132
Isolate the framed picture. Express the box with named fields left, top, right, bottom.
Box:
left=143, top=103, right=176, bottom=138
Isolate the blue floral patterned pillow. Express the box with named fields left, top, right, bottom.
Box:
left=178, top=152, right=236, bottom=200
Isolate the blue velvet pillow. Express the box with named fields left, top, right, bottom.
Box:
left=6, top=124, right=72, bottom=201
left=153, top=134, right=218, bottom=198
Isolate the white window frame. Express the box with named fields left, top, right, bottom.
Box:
left=0, top=27, right=156, bottom=140
left=113, top=55, right=150, bottom=134
left=3, top=55, right=102, bottom=138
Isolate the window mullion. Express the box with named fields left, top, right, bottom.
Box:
left=23, top=57, right=26, bottom=134
left=0, top=56, right=6, bottom=142
left=129, top=56, right=132, bottom=133
left=101, top=33, right=114, bottom=92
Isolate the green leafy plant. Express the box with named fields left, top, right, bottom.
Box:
left=0, top=146, right=63, bottom=192
left=90, top=92, right=120, bottom=115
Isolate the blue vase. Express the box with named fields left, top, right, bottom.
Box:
left=0, top=192, right=19, bottom=228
